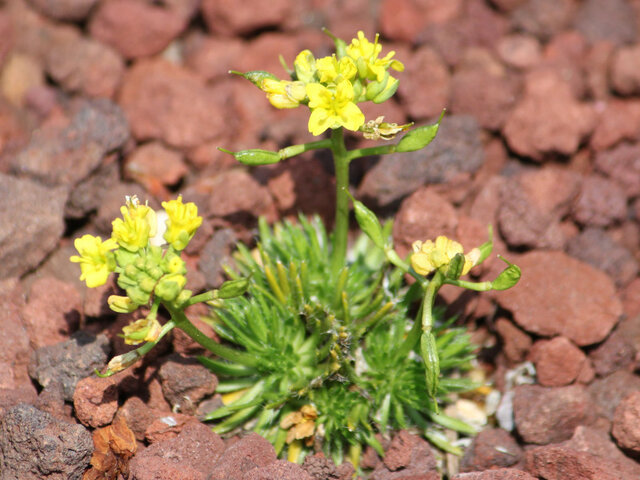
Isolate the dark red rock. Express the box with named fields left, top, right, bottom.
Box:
left=0, top=174, right=67, bottom=278
left=531, top=336, right=587, bottom=387
left=130, top=422, right=225, bottom=480
left=497, top=169, right=580, bottom=249
left=243, top=460, right=314, bottom=480
left=495, top=318, right=532, bottom=363
left=45, top=37, right=124, bottom=98
left=11, top=98, right=129, bottom=187
left=511, top=0, right=577, bottom=40
left=451, top=469, right=536, bottom=480
left=565, top=426, right=640, bottom=477
left=567, top=228, right=638, bottom=288
left=124, top=141, right=188, bottom=193
left=188, top=168, right=277, bottom=222
left=513, top=384, right=596, bottom=444
left=612, top=391, right=640, bottom=452
left=621, top=280, right=640, bottom=320
left=502, top=69, right=595, bottom=161
left=144, top=412, right=199, bottom=444
left=574, top=0, right=637, bottom=45
left=89, top=0, right=195, bottom=59
left=594, top=142, right=640, bottom=198
left=26, top=0, right=97, bottom=21
left=28, top=332, right=110, bottom=401
left=588, top=370, right=640, bottom=421
left=302, top=454, right=354, bottom=480
left=611, top=44, right=640, bottom=95
left=497, top=33, right=542, bottom=69
left=379, top=0, right=464, bottom=43
left=183, top=34, right=245, bottom=83
left=118, top=59, right=226, bottom=149
left=571, top=175, right=628, bottom=228
left=590, top=100, right=640, bottom=151
left=201, top=0, right=292, bottom=36
left=208, top=433, right=277, bottom=480
left=72, top=376, right=118, bottom=428
left=589, top=330, right=636, bottom=377
left=0, top=385, right=38, bottom=419
left=21, top=276, right=81, bottom=349
left=0, top=403, right=93, bottom=480
left=158, top=353, right=217, bottom=414
left=396, top=46, right=450, bottom=120
left=450, top=65, right=520, bottom=131
left=525, top=444, right=631, bottom=480
left=495, top=251, right=622, bottom=346
left=115, top=396, right=165, bottom=441
left=584, top=41, right=616, bottom=101
left=0, top=281, right=31, bottom=389
left=392, top=187, right=458, bottom=257
left=460, top=428, right=523, bottom=472
left=371, top=430, right=439, bottom=480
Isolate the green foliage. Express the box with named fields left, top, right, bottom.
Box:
left=201, top=216, right=478, bottom=463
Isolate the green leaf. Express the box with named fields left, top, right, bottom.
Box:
left=395, top=109, right=444, bottom=153
left=491, top=256, right=521, bottom=290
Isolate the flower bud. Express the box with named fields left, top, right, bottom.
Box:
left=154, top=273, right=187, bottom=302
left=371, top=77, right=399, bottom=104
left=231, top=70, right=278, bottom=88
left=395, top=111, right=444, bottom=153
left=352, top=198, right=385, bottom=250
left=108, top=295, right=139, bottom=314
left=445, top=253, right=465, bottom=280
left=217, top=278, right=250, bottom=299
left=105, top=350, right=141, bottom=374
left=219, top=148, right=281, bottom=166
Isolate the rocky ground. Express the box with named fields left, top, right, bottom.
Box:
left=1, top=0, right=640, bottom=479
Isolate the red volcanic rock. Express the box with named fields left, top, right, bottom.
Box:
left=612, top=392, right=640, bottom=452
left=73, top=376, right=118, bottom=428
left=118, top=59, right=226, bottom=149
left=531, top=336, right=587, bottom=387
left=502, top=69, right=595, bottom=161
left=201, top=0, right=292, bottom=36
left=89, top=0, right=196, bottom=59
left=495, top=251, right=622, bottom=346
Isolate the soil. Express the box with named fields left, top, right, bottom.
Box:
left=1, top=0, right=640, bottom=479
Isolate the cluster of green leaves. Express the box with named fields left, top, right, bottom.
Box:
left=200, top=216, right=477, bottom=464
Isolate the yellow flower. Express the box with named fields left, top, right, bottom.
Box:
left=315, top=55, right=357, bottom=84
left=411, top=235, right=479, bottom=276
left=306, top=80, right=365, bottom=135
left=294, top=49, right=317, bottom=84
left=112, top=195, right=157, bottom=252
left=121, top=316, right=162, bottom=345
left=261, top=79, right=307, bottom=109
left=70, top=234, right=118, bottom=288
left=162, top=195, right=203, bottom=251
left=346, top=31, right=404, bottom=82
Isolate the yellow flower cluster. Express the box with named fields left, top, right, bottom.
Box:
left=70, top=195, right=202, bottom=289
left=257, top=31, right=404, bottom=136
left=411, top=236, right=480, bottom=277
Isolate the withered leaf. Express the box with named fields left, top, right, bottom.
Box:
left=83, top=416, right=137, bottom=480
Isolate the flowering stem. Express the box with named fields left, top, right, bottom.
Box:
left=169, top=307, right=260, bottom=367
left=185, top=290, right=216, bottom=307
left=279, top=139, right=332, bottom=159
left=422, top=271, right=444, bottom=333
left=346, top=144, right=396, bottom=162
left=330, top=127, right=350, bottom=278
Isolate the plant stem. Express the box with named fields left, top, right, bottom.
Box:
left=169, top=307, right=260, bottom=367
left=422, top=271, right=444, bottom=333
left=279, top=139, right=332, bottom=159
left=330, top=127, right=350, bottom=278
